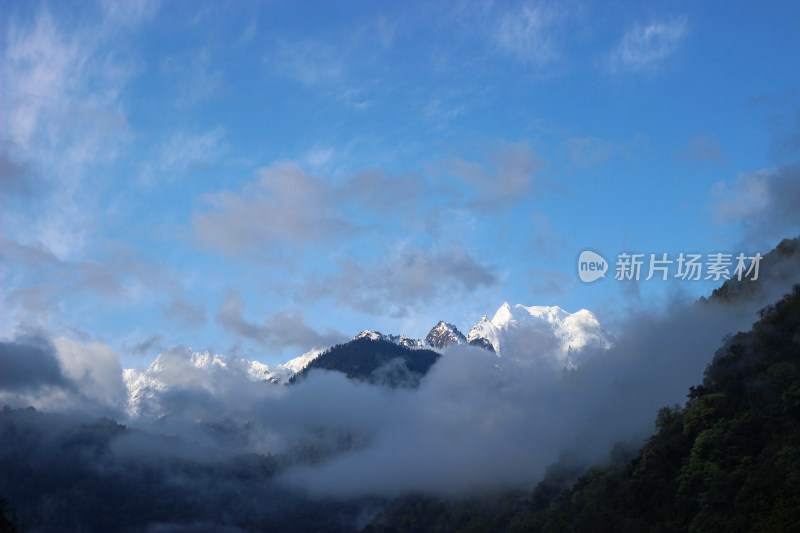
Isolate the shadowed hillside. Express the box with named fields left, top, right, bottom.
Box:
left=293, top=337, right=441, bottom=388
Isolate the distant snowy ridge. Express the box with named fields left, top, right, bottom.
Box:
left=355, top=321, right=468, bottom=351
left=337, top=304, right=610, bottom=367
left=354, top=330, right=429, bottom=349
left=123, top=303, right=611, bottom=417
left=123, top=346, right=324, bottom=417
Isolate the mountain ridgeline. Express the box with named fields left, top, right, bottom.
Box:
left=121, top=304, right=611, bottom=418
left=291, top=336, right=441, bottom=388
left=291, top=320, right=492, bottom=388
left=288, top=304, right=612, bottom=388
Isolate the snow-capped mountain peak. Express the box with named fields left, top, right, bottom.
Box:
left=425, top=321, right=467, bottom=349
left=283, top=347, right=326, bottom=374
left=355, top=330, right=382, bottom=341
left=467, top=315, right=501, bottom=354
left=491, top=301, right=515, bottom=326
left=468, top=302, right=612, bottom=367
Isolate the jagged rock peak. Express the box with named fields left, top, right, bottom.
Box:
left=425, top=321, right=467, bottom=349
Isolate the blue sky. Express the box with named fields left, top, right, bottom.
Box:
left=2, top=0, right=799, bottom=367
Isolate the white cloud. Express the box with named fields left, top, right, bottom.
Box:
left=493, top=2, right=564, bottom=66
left=191, top=161, right=449, bottom=258
left=279, top=298, right=767, bottom=497
left=3, top=7, right=138, bottom=163
left=304, top=146, right=334, bottom=169
left=238, top=20, right=258, bottom=45
left=53, top=336, right=127, bottom=410
left=2, top=5, right=146, bottom=258
left=141, top=127, right=226, bottom=184
left=161, top=128, right=225, bottom=172
left=609, top=16, right=687, bottom=72
left=100, top=0, right=160, bottom=26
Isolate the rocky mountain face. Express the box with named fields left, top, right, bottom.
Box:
left=424, top=321, right=467, bottom=349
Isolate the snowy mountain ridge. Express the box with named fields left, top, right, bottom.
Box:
left=354, top=321, right=469, bottom=351
left=354, top=330, right=429, bottom=349
left=123, top=302, right=612, bottom=417
left=467, top=302, right=612, bottom=369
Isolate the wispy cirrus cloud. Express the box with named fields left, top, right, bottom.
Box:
left=608, top=16, right=687, bottom=72
left=2, top=4, right=153, bottom=258
left=2, top=2, right=150, bottom=159
left=492, top=2, right=566, bottom=67
left=140, top=127, right=227, bottom=185
left=99, top=0, right=160, bottom=26
left=265, top=36, right=375, bottom=109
